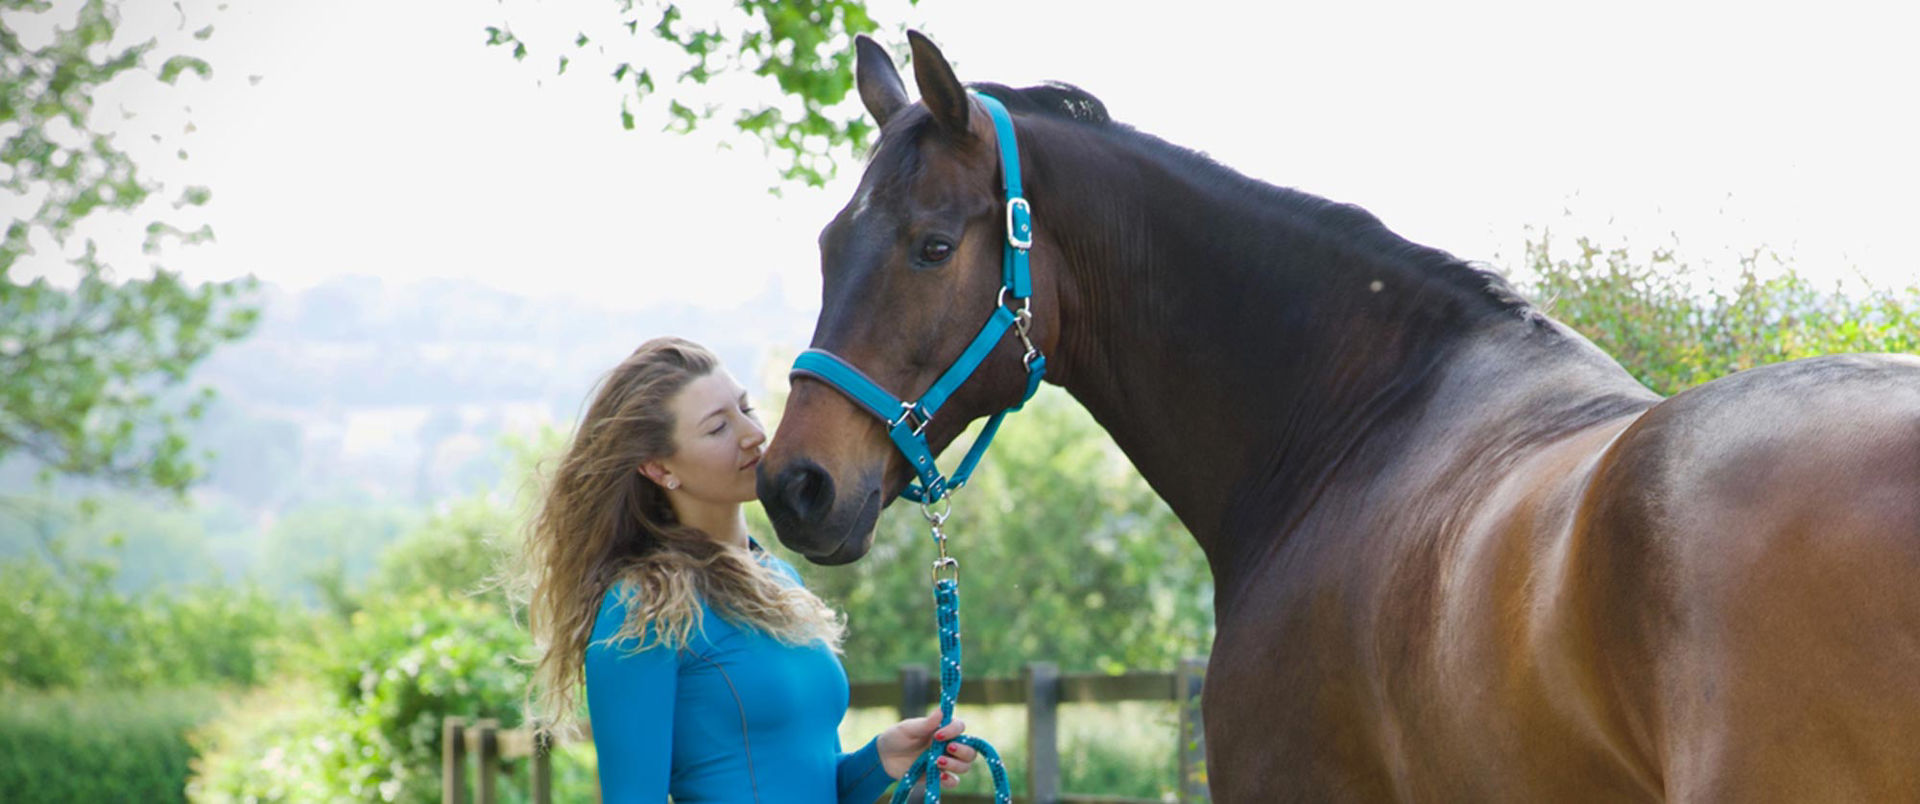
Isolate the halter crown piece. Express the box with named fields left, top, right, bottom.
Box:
left=790, top=92, right=1046, bottom=505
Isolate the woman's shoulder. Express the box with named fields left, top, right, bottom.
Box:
left=590, top=581, right=692, bottom=648
left=750, top=539, right=807, bottom=587
left=589, top=578, right=733, bottom=656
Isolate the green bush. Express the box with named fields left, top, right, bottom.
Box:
left=1525, top=235, right=1920, bottom=395
left=188, top=587, right=596, bottom=803
left=187, top=680, right=346, bottom=803
left=366, top=497, right=514, bottom=602
left=0, top=687, right=218, bottom=803
left=0, top=557, right=286, bottom=690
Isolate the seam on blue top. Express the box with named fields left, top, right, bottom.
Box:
left=686, top=646, right=762, bottom=804
left=847, top=751, right=885, bottom=794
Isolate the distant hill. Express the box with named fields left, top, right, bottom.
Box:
left=0, top=275, right=814, bottom=592
left=188, top=274, right=814, bottom=511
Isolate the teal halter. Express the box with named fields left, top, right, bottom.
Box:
left=790, top=93, right=1046, bottom=504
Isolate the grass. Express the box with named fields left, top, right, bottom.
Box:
left=840, top=700, right=1186, bottom=801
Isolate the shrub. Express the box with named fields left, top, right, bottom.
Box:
left=1525, top=236, right=1920, bottom=395
left=189, top=588, right=596, bottom=803
left=0, top=687, right=218, bottom=802
left=0, top=557, right=287, bottom=690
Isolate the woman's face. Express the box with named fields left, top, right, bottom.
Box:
left=651, top=370, right=766, bottom=505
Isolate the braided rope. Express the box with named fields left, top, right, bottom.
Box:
left=890, top=578, right=1012, bottom=804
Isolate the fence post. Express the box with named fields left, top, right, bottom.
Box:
left=530, top=722, right=552, bottom=804
left=474, top=719, right=500, bottom=804
left=1025, top=662, right=1060, bottom=804
left=442, top=718, right=467, bottom=804
left=900, top=664, right=931, bottom=719
left=896, top=666, right=931, bottom=804
left=1177, top=657, right=1209, bottom=803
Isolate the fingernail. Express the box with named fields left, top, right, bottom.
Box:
left=937, top=757, right=948, bottom=768
left=947, top=743, right=960, bottom=755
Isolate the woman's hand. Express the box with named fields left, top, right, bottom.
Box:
left=876, top=712, right=979, bottom=789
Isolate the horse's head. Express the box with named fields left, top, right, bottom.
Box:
left=758, top=32, right=1059, bottom=564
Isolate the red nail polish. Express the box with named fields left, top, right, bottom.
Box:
left=937, top=758, right=948, bottom=768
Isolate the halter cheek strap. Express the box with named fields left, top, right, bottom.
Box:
left=790, top=92, right=1045, bottom=504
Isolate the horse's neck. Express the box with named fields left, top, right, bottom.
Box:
left=1035, top=131, right=1654, bottom=567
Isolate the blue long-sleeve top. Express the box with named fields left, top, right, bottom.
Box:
left=585, top=548, right=896, bottom=803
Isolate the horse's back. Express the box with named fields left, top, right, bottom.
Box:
left=1575, top=353, right=1920, bottom=800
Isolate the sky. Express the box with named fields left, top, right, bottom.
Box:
left=12, top=0, right=1919, bottom=317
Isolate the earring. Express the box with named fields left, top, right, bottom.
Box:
left=666, top=479, right=679, bottom=490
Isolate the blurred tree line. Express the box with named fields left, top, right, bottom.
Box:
left=1527, top=234, right=1919, bottom=394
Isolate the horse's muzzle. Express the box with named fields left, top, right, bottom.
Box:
left=757, top=460, right=882, bottom=564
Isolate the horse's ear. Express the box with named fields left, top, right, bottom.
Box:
left=907, top=30, right=969, bottom=135
left=855, top=34, right=907, bottom=127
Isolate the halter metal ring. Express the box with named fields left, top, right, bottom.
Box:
left=921, top=494, right=953, bottom=525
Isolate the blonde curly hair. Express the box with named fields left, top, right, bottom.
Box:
left=517, top=337, right=844, bottom=732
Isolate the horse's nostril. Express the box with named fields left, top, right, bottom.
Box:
left=779, top=462, right=835, bottom=527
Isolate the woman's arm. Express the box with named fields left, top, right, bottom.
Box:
left=836, top=734, right=893, bottom=804
left=585, top=607, right=675, bottom=801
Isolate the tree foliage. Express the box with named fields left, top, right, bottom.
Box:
left=1, top=0, right=258, bottom=494
left=1526, top=235, right=1920, bottom=396
left=0, top=551, right=286, bottom=690
left=486, top=0, right=919, bottom=187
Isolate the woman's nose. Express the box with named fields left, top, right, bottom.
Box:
left=741, top=418, right=767, bottom=450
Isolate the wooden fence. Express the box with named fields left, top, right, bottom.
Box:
left=442, top=657, right=1209, bottom=804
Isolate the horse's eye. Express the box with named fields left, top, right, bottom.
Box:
left=919, top=238, right=954, bottom=265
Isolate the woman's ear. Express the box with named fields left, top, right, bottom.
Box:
left=639, top=461, right=677, bottom=490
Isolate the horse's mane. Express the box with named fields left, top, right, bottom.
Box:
left=969, top=81, right=1538, bottom=321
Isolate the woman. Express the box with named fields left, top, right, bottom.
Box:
left=521, top=337, right=977, bottom=802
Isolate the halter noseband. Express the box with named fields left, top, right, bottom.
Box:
left=790, top=93, right=1046, bottom=504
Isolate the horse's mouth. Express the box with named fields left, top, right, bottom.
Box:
left=801, top=487, right=883, bottom=565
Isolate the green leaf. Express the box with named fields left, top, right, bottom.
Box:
left=175, top=186, right=211, bottom=207
left=157, top=56, right=212, bottom=84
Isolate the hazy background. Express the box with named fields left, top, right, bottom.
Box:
left=5, top=0, right=1917, bottom=588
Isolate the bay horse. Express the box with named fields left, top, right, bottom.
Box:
left=757, top=32, right=1920, bottom=801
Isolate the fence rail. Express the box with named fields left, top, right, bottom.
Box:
left=442, top=657, right=1208, bottom=804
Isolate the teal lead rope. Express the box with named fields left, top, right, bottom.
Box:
left=891, top=508, right=1012, bottom=804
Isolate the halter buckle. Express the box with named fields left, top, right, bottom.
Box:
left=1006, top=197, right=1033, bottom=250
left=892, top=401, right=932, bottom=436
